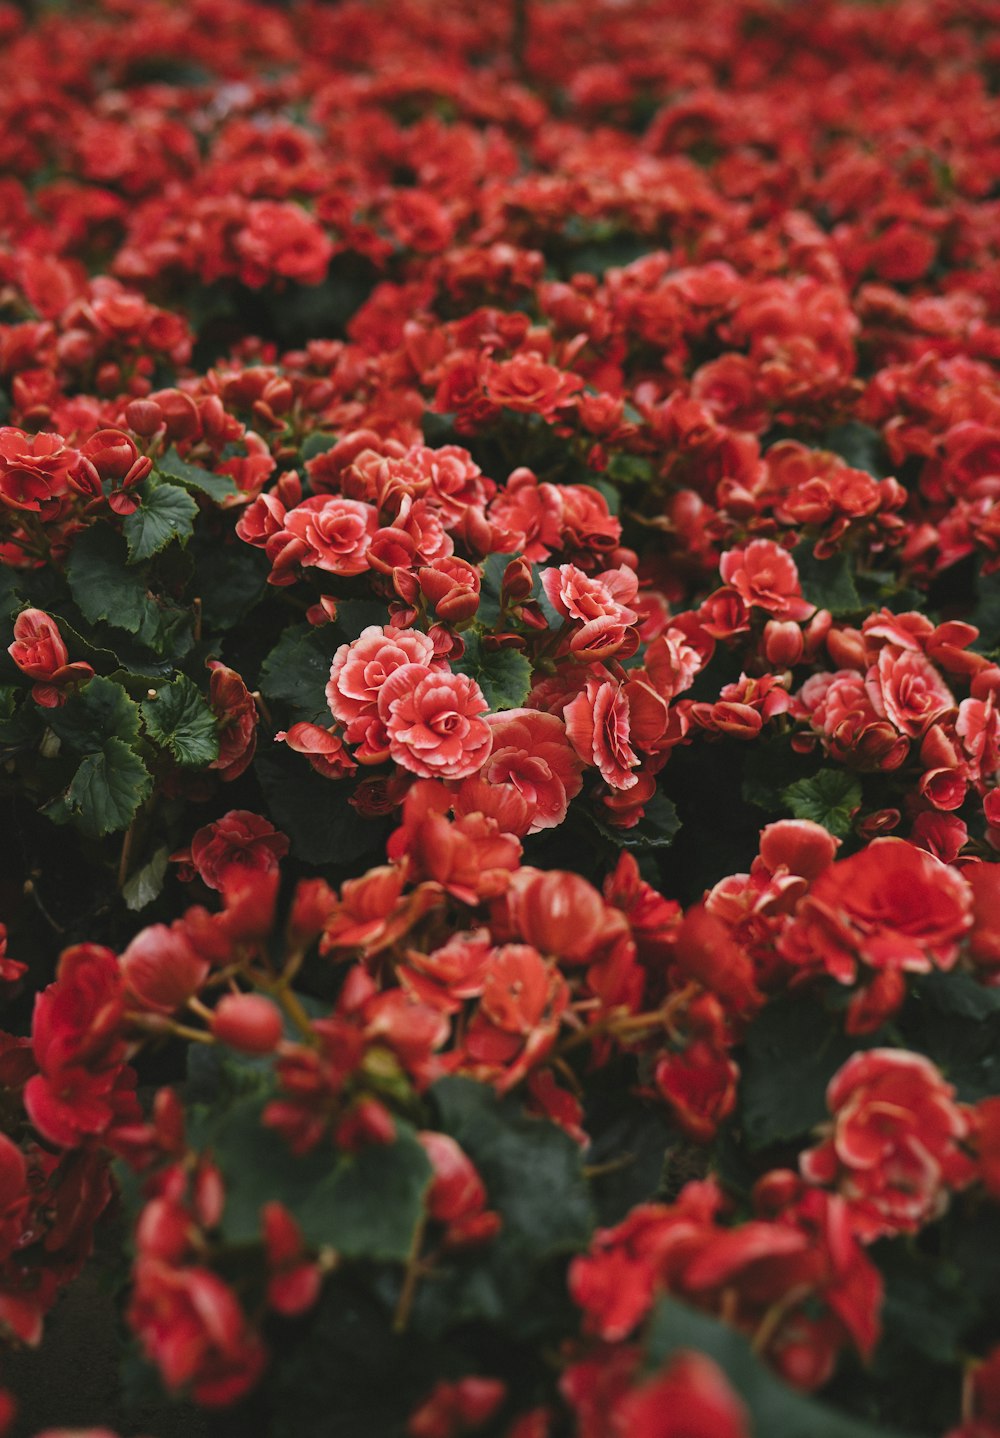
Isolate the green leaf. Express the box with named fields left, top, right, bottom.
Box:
left=740, top=994, right=884, bottom=1150
left=583, top=1067, right=675, bottom=1224
left=47, top=676, right=140, bottom=753
left=645, top=1301, right=914, bottom=1438
left=476, top=551, right=516, bottom=630
left=122, top=482, right=198, bottom=563
left=824, top=421, right=887, bottom=479
left=256, top=744, right=388, bottom=866
left=201, top=1091, right=431, bottom=1261
left=900, top=982, right=1000, bottom=1101
left=581, top=787, right=680, bottom=851
left=189, top=534, right=268, bottom=631
left=66, top=525, right=163, bottom=641
left=0, top=685, right=39, bottom=745
left=454, top=632, right=532, bottom=711
left=329, top=599, right=391, bottom=646
left=156, top=446, right=238, bottom=502
left=743, top=736, right=819, bottom=813
left=782, top=768, right=861, bottom=838
left=912, top=969, right=1000, bottom=1020
left=141, top=675, right=219, bottom=767
left=259, top=623, right=339, bottom=723
left=876, top=1243, right=980, bottom=1365
left=970, top=566, right=1000, bottom=655
left=300, top=432, right=337, bottom=463
left=122, top=845, right=170, bottom=911
left=416, top=1077, right=593, bottom=1337
left=49, top=738, right=152, bottom=837
left=792, top=541, right=862, bottom=616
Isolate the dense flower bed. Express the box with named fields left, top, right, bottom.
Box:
left=4, top=0, right=1000, bottom=1433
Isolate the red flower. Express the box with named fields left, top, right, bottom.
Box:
left=612, top=1352, right=751, bottom=1438
left=272, top=495, right=378, bottom=579
left=541, top=563, right=639, bottom=661
left=67, top=428, right=151, bottom=515
left=207, top=661, right=258, bottom=781
left=418, top=1132, right=501, bottom=1247
left=407, top=1377, right=506, bottom=1438
left=564, top=674, right=640, bottom=790
left=235, top=200, right=333, bottom=287
left=189, top=811, right=289, bottom=894
left=719, top=540, right=814, bottom=621
left=482, top=709, right=583, bottom=834
left=380, top=666, right=492, bottom=781
left=327, top=624, right=440, bottom=757
left=121, top=923, right=209, bottom=1016
left=211, top=994, right=284, bottom=1055
left=482, top=353, right=583, bottom=417
left=0, top=427, right=71, bottom=513
left=800, top=1049, right=974, bottom=1239
left=864, top=645, right=955, bottom=738
left=8, top=609, right=94, bottom=708
left=276, top=723, right=357, bottom=779
left=128, top=1258, right=267, bottom=1407
left=780, top=838, right=972, bottom=985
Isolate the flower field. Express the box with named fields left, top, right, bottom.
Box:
left=4, top=0, right=1000, bottom=1433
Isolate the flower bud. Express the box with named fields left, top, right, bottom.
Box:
left=763, top=619, right=804, bottom=668
left=211, top=994, right=283, bottom=1054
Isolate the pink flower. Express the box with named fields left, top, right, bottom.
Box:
left=864, top=645, right=955, bottom=737
left=379, top=665, right=492, bottom=780
left=564, top=675, right=640, bottom=790
left=189, top=811, right=290, bottom=894
left=719, top=540, right=815, bottom=621
left=327, top=625, right=440, bottom=761
left=270, top=495, right=377, bottom=579
left=8, top=609, right=94, bottom=708
left=482, top=709, right=584, bottom=833
left=800, top=1049, right=974, bottom=1239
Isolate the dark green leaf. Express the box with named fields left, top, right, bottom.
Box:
left=255, top=744, right=388, bottom=866
left=66, top=526, right=163, bottom=640
left=416, top=1078, right=593, bottom=1336
left=122, top=845, right=170, bottom=912
left=202, top=1091, right=430, bottom=1261
left=824, top=422, right=887, bottom=479
left=259, top=623, right=339, bottom=723
left=783, top=768, right=861, bottom=838
left=122, top=481, right=198, bottom=563
left=47, top=676, right=140, bottom=753
left=189, top=534, right=268, bottom=631
left=740, top=994, right=884, bottom=1149
left=582, top=787, right=680, bottom=851
left=645, top=1301, right=913, bottom=1438
left=583, top=1069, right=676, bottom=1223
left=0, top=569, right=22, bottom=623
left=743, top=736, right=819, bottom=813
left=476, top=551, right=516, bottom=630
left=970, top=566, right=1000, bottom=655
left=454, top=633, right=532, bottom=711
left=875, top=1243, right=980, bottom=1365
left=912, top=969, right=1000, bottom=1020
left=901, top=983, right=1000, bottom=1101
left=300, top=432, right=337, bottom=463
left=49, top=738, right=152, bottom=837
left=792, top=541, right=862, bottom=616
left=141, top=675, right=219, bottom=767
left=329, top=599, right=391, bottom=645
left=156, top=446, right=238, bottom=502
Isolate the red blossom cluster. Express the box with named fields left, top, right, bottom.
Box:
left=4, top=0, right=1000, bottom=1433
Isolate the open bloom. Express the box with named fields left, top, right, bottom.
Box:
left=800, top=1049, right=974, bottom=1239
left=378, top=664, right=492, bottom=780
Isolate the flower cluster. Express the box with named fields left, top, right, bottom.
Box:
left=4, top=0, right=1000, bottom=1434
